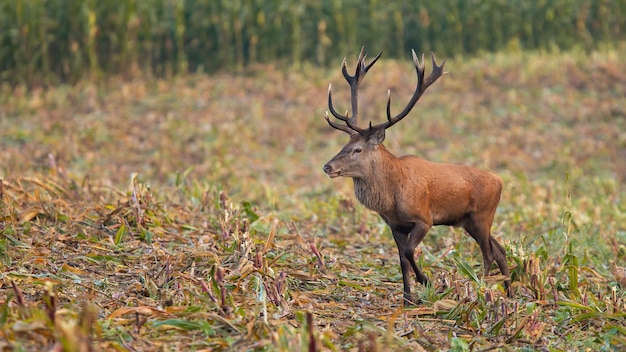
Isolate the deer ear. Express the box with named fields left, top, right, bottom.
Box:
left=366, top=128, right=385, bottom=145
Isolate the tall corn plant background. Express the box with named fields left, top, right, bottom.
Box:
left=1, top=0, right=625, bottom=86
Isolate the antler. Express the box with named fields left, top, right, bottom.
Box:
left=325, top=48, right=446, bottom=137
left=326, top=46, right=382, bottom=134
left=376, top=51, right=445, bottom=131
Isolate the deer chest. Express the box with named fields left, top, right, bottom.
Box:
left=353, top=179, right=394, bottom=215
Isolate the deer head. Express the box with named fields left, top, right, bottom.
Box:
left=323, top=47, right=446, bottom=179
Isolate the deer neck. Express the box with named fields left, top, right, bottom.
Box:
left=352, top=146, right=398, bottom=214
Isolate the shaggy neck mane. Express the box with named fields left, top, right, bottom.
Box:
left=352, top=146, right=398, bottom=214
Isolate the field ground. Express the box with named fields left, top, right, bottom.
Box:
left=1, top=47, right=625, bottom=350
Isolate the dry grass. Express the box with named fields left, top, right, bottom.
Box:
left=1, top=48, right=625, bottom=350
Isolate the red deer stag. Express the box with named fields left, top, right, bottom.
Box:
left=323, top=47, right=510, bottom=305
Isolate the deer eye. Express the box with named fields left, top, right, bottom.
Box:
left=353, top=147, right=362, bottom=154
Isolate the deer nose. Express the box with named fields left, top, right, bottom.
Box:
left=323, top=164, right=332, bottom=175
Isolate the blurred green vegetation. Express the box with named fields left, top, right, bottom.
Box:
left=1, top=0, right=625, bottom=86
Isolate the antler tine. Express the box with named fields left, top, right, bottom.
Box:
left=327, top=83, right=366, bottom=135
left=362, top=46, right=382, bottom=74
left=340, top=57, right=350, bottom=83
left=374, top=49, right=446, bottom=131
left=385, top=89, right=392, bottom=124
left=342, top=46, right=368, bottom=82
left=327, top=84, right=349, bottom=121
left=325, top=111, right=356, bottom=135
left=352, top=47, right=382, bottom=83
left=425, top=52, right=447, bottom=87
left=326, top=47, right=382, bottom=135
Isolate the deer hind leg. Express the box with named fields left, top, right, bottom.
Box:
left=463, top=222, right=492, bottom=273
left=490, top=237, right=511, bottom=294
left=464, top=215, right=511, bottom=294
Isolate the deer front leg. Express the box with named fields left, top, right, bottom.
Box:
left=392, top=222, right=430, bottom=306
left=391, top=229, right=413, bottom=305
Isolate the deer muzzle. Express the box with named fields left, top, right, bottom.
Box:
left=323, top=163, right=341, bottom=178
